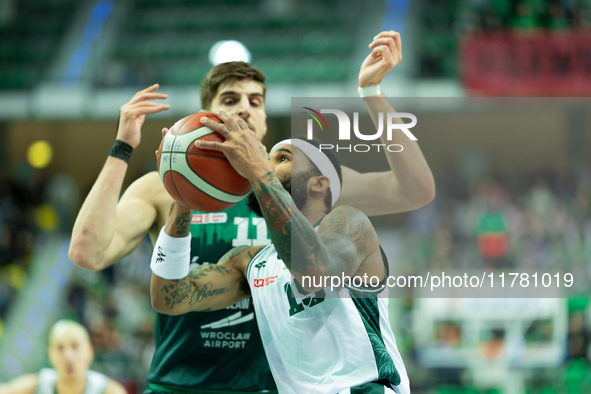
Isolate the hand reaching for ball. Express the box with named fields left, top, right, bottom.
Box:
left=117, top=84, right=170, bottom=148
left=156, top=112, right=252, bottom=212
left=197, top=110, right=272, bottom=182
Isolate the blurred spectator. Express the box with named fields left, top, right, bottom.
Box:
left=0, top=319, right=126, bottom=394
left=398, top=162, right=591, bottom=391
left=0, top=159, right=154, bottom=388
left=567, top=312, right=589, bottom=359
left=511, top=1, right=541, bottom=31
left=419, top=0, right=591, bottom=78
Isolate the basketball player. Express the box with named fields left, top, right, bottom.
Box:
left=69, top=31, right=432, bottom=393
left=0, top=320, right=126, bottom=394
left=149, top=131, right=410, bottom=393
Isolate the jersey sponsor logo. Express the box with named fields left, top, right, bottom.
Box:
left=192, top=212, right=228, bottom=224
left=200, top=311, right=254, bottom=329
left=200, top=331, right=252, bottom=349
left=225, top=298, right=250, bottom=310
left=200, top=312, right=255, bottom=349
left=253, top=275, right=278, bottom=288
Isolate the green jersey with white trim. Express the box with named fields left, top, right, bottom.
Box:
left=147, top=200, right=276, bottom=393
left=247, top=244, right=410, bottom=394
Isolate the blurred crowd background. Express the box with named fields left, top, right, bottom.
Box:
left=1, top=0, right=591, bottom=393
left=418, top=0, right=591, bottom=79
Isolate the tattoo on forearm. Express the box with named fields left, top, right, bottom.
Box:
left=258, top=145, right=267, bottom=161
left=188, top=263, right=230, bottom=279
left=160, top=264, right=230, bottom=309
left=175, top=211, right=192, bottom=236
left=254, top=172, right=294, bottom=260
left=217, top=245, right=250, bottom=265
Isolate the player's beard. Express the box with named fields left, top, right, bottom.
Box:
left=246, top=174, right=308, bottom=218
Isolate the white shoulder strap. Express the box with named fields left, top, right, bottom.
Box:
left=84, top=370, right=110, bottom=394
left=36, top=368, right=58, bottom=394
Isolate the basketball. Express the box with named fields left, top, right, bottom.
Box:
left=156, top=112, right=252, bottom=212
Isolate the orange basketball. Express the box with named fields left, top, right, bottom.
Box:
left=156, top=112, right=252, bottom=212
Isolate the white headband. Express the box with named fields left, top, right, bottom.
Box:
left=271, top=139, right=341, bottom=206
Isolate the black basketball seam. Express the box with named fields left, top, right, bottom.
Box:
left=167, top=132, right=194, bottom=208
left=175, top=113, right=202, bottom=135
left=168, top=169, right=194, bottom=208
left=167, top=123, right=222, bottom=160
left=170, top=118, right=223, bottom=197
left=183, top=152, right=250, bottom=199
left=164, top=117, right=248, bottom=206
left=168, top=152, right=228, bottom=160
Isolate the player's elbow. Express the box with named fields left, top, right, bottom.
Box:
left=298, top=280, right=324, bottom=294
left=68, top=246, right=102, bottom=271
left=415, top=180, right=436, bottom=208
left=400, top=176, right=435, bottom=211
left=150, top=295, right=183, bottom=316
left=151, top=298, right=172, bottom=315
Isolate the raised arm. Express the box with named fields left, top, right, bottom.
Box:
left=150, top=202, right=258, bottom=315
left=337, top=31, right=435, bottom=216
left=69, top=85, right=170, bottom=271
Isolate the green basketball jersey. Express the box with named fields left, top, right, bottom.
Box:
left=147, top=200, right=276, bottom=393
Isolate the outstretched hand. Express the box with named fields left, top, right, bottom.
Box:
left=117, top=84, right=170, bottom=149
left=196, top=110, right=272, bottom=181
left=358, top=31, right=402, bottom=88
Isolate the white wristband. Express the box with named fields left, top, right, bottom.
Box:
left=150, top=227, right=191, bottom=280
left=358, top=85, right=381, bottom=97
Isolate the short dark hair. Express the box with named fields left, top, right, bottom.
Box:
left=199, top=61, right=266, bottom=110
left=293, top=137, right=342, bottom=211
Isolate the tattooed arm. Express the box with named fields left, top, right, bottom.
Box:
left=150, top=202, right=260, bottom=315
left=150, top=247, right=255, bottom=315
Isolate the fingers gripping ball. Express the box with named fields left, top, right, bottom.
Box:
left=156, top=112, right=252, bottom=212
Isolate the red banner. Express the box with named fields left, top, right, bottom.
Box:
left=460, top=32, right=591, bottom=96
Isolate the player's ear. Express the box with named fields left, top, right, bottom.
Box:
left=310, top=176, right=330, bottom=194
